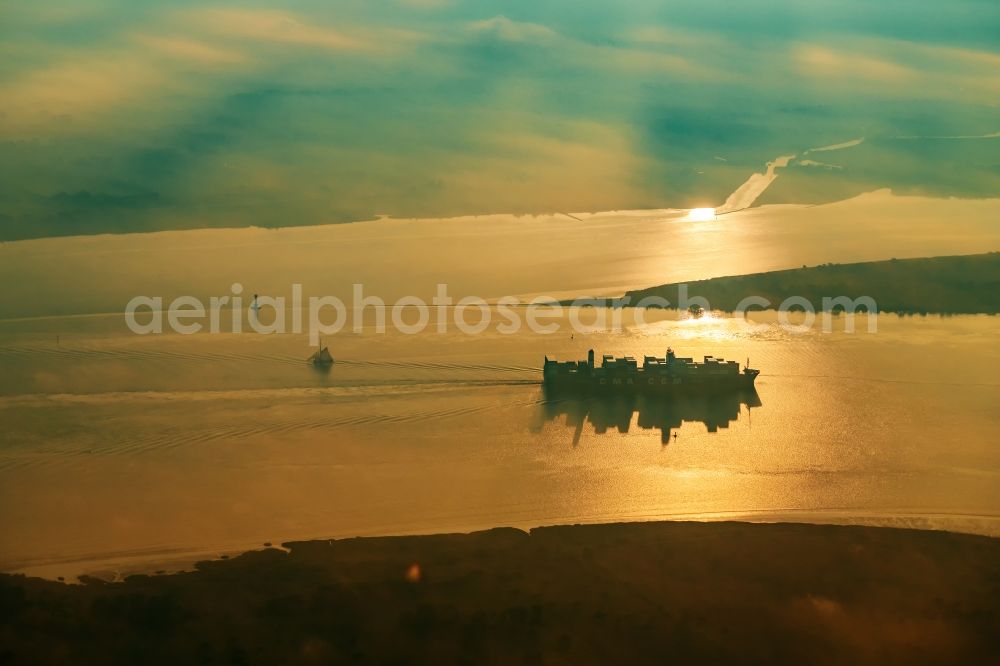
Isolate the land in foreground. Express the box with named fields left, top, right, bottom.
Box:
left=2, top=521, right=998, bottom=665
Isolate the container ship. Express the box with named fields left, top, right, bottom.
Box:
left=543, top=348, right=759, bottom=393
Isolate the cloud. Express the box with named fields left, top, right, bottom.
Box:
left=0, top=56, right=169, bottom=136
left=49, top=190, right=160, bottom=207
left=396, top=0, right=451, bottom=8
left=0, top=6, right=383, bottom=137
left=462, top=16, right=718, bottom=81
left=626, top=25, right=725, bottom=49
left=132, top=34, right=248, bottom=65
left=882, top=40, right=1000, bottom=72
left=2, top=1, right=999, bottom=239
left=467, top=16, right=556, bottom=43
left=877, top=40, right=1000, bottom=98
left=0, top=29, right=252, bottom=137
left=794, top=45, right=912, bottom=82
left=790, top=38, right=998, bottom=103
left=185, top=9, right=368, bottom=51
left=440, top=119, right=649, bottom=214
left=607, top=48, right=724, bottom=80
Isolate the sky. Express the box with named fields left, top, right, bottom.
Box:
left=0, top=0, right=997, bottom=240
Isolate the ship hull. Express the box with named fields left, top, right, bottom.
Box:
left=543, top=372, right=758, bottom=394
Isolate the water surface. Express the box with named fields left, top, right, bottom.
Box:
left=2, top=311, right=998, bottom=579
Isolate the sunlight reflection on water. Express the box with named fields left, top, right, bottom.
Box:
left=1, top=310, right=998, bottom=579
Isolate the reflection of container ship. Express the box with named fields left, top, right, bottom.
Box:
left=537, top=389, right=762, bottom=445
left=543, top=348, right=759, bottom=393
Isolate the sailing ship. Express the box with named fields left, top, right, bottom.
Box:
left=309, top=338, right=334, bottom=366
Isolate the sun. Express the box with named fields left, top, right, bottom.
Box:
left=686, top=207, right=717, bottom=222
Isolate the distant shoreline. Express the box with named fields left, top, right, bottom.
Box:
left=559, top=251, right=1000, bottom=315
left=2, top=520, right=998, bottom=664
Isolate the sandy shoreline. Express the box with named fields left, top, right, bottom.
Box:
left=2, top=520, right=997, bottom=664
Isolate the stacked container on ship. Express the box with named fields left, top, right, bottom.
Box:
left=543, top=348, right=759, bottom=394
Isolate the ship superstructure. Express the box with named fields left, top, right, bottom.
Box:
left=543, top=348, right=759, bottom=393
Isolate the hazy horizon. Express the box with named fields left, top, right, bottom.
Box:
left=2, top=0, right=998, bottom=240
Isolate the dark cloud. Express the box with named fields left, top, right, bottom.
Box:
left=48, top=190, right=162, bottom=209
